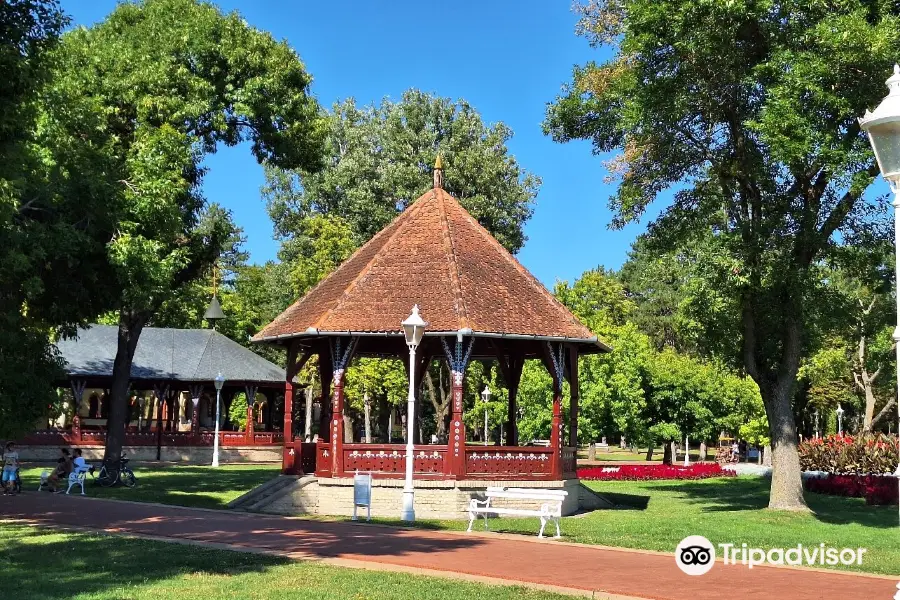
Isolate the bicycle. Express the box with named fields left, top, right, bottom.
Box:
left=93, top=453, right=137, bottom=488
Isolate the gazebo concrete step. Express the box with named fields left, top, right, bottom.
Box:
left=247, top=475, right=319, bottom=514
left=228, top=475, right=297, bottom=510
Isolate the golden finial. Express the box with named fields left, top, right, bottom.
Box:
left=433, top=154, right=444, bottom=189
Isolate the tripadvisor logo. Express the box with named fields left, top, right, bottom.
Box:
left=675, top=536, right=715, bottom=576
left=675, top=536, right=868, bottom=575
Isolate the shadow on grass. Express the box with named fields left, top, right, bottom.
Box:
left=651, top=477, right=897, bottom=529
left=19, top=465, right=278, bottom=509
left=3, top=525, right=289, bottom=600
left=598, top=492, right=650, bottom=510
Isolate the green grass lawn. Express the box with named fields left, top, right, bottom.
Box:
left=1, top=524, right=565, bottom=600
left=17, top=464, right=898, bottom=576
left=422, top=477, right=900, bottom=576
left=18, top=464, right=279, bottom=509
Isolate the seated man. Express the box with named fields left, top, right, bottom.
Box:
left=72, top=448, right=89, bottom=472
left=46, top=448, right=72, bottom=493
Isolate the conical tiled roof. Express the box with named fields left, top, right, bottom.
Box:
left=254, top=187, right=607, bottom=351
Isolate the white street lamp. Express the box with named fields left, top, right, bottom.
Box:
left=836, top=405, right=845, bottom=437
left=401, top=305, right=427, bottom=522
left=212, top=372, right=225, bottom=467
left=814, top=410, right=819, bottom=440
left=861, top=65, right=900, bottom=523
left=481, top=386, right=492, bottom=447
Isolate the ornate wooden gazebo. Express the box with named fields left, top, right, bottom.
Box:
left=254, top=162, right=609, bottom=481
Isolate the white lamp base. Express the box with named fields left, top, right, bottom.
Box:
left=401, top=489, right=415, bottom=522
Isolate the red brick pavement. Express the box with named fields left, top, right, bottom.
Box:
left=1, top=493, right=896, bottom=600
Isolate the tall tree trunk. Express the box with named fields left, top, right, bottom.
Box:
left=645, top=446, right=654, bottom=461
left=744, top=296, right=808, bottom=511
left=762, top=381, right=806, bottom=510
left=104, top=311, right=146, bottom=471
left=662, top=442, right=672, bottom=465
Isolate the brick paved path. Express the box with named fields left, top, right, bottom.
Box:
left=1, top=493, right=895, bottom=600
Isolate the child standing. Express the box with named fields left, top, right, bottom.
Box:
left=2, top=442, right=20, bottom=495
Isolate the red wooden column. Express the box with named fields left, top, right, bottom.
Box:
left=282, top=343, right=311, bottom=474
left=443, top=336, right=474, bottom=478
left=282, top=381, right=295, bottom=472
left=541, top=342, right=565, bottom=480
left=329, top=337, right=358, bottom=477
left=245, top=384, right=257, bottom=445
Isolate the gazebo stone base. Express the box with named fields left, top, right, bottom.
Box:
left=249, top=476, right=607, bottom=519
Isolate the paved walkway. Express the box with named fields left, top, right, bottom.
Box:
left=1, top=493, right=896, bottom=600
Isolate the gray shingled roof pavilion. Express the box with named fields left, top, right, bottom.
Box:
left=57, top=325, right=284, bottom=386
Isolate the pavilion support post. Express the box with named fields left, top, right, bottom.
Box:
left=152, top=383, right=169, bottom=462
left=541, top=343, right=565, bottom=480
left=189, top=384, right=203, bottom=442
left=567, top=345, right=580, bottom=448
left=443, top=336, right=474, bottom=478
left=70, top=379, right=87, bottom=443
left=328, top=338, right=358, bottom=477
left=282, top=344, right=311, bottom=474
left=282, top=380, right=295, bottom=472
left=245, top=384, right=257, bottom=445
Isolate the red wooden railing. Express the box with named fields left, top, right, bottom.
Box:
left=19, top=428, right=282, bottom=447
left=313, top=441, right=568, bottom=480
left=466, top=445, right=556, bottom=479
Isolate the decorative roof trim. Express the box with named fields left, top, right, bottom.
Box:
left=254, top=328, right=611, bottom=351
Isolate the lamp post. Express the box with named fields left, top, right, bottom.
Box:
left=481, top=386, right=491, bottom=447
left=836, top=405, right=844, bottom=437
left=814, top=410, right=819, bottom=440
left=212, top=372, right=225, bottom=467
left=401, top=305, right=427, bottom=522
left=860, top=64, right=900, bottom=523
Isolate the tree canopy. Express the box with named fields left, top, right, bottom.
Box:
left=545, top=0, right=900, bottom=509
left=264, top=90, right=540, bottom=257
left=42, top=0, right=326, bottom=464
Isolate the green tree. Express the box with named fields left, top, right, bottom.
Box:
left=264, top=90, right=540, bottom=256
left=546, top=0, right=899, bottom=510
left=619, top=237, right=701, bottom=353
left=0, top=0, right=109, bottom=438
left=47, top=0, right=325, bottom=468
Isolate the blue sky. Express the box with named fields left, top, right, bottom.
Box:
left=60, top=0, right=657, bottom=287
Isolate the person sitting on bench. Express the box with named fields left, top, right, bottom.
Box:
left=46, top=448, right=73, bottom=493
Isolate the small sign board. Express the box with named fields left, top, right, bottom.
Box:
left=352, top=471, right=372, bottom=522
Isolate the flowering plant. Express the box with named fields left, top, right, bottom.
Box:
left=578, top=463, right=732, bottom=481
left=799, top=434, right=898, bottom=475
left=804, top=474, right=898, bottom=506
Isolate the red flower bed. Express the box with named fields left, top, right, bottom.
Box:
left=805, top=474, right=899, bottom=506
left=577, top=463, right=733, bottom=481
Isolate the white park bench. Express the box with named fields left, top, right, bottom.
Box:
left=65, top=465, right=91, bottom=495
left=38, top=466, right=90, bottom=494
left=467, top=487, right=568, bottom=538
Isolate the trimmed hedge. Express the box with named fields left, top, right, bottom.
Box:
left=805, top=474, right=899, bottom=506
left=577, top=463, right=732, bottom=481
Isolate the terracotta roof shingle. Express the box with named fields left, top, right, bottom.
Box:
left=254, top=188, right=608, bottom=352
